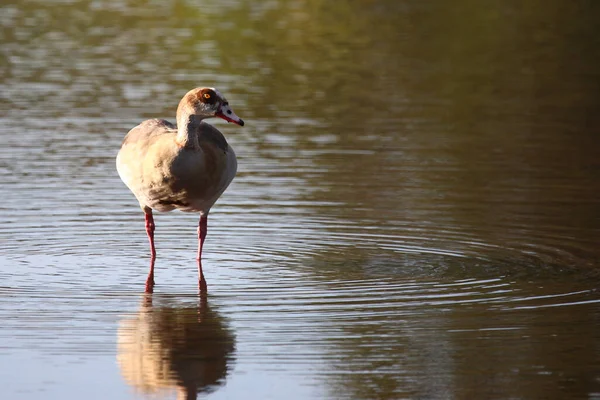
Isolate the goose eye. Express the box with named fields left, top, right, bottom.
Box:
left=203, top=93, right=211, bottom=99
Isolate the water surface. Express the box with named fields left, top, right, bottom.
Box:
left=1, top=1, right=599, bottom=399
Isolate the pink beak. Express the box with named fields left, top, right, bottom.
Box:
left=216, top=104, right=244, bottom=126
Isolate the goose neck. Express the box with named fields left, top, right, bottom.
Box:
left=176, top=112, right=202, bottom=149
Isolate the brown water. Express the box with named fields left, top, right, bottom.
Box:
left=1, top=1, right=600, bottom=399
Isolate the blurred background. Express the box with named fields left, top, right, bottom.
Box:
left=1, top=0, right=599, bottom=399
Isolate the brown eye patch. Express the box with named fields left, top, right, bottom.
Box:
left=198, top=89, right=217, bottom=104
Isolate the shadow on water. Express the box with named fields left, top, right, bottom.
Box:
left=117, top=294, right=235, bottom=400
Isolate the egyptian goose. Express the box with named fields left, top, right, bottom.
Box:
left=116, top=87, right=244, bottom=293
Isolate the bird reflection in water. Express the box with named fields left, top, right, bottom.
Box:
left=117, top=294, right=235, bottom=400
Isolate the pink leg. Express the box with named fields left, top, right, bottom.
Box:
left=144, top=209, right=156, bottom=293
left=197, top=214, right=208, bottom=293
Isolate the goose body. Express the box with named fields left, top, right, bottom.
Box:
left=117, top=119, right=237, bottom=213
left=116, top=87, right=244, bottom=293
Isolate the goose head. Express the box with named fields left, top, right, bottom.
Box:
left=177, top=87, right=245, bottom=126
